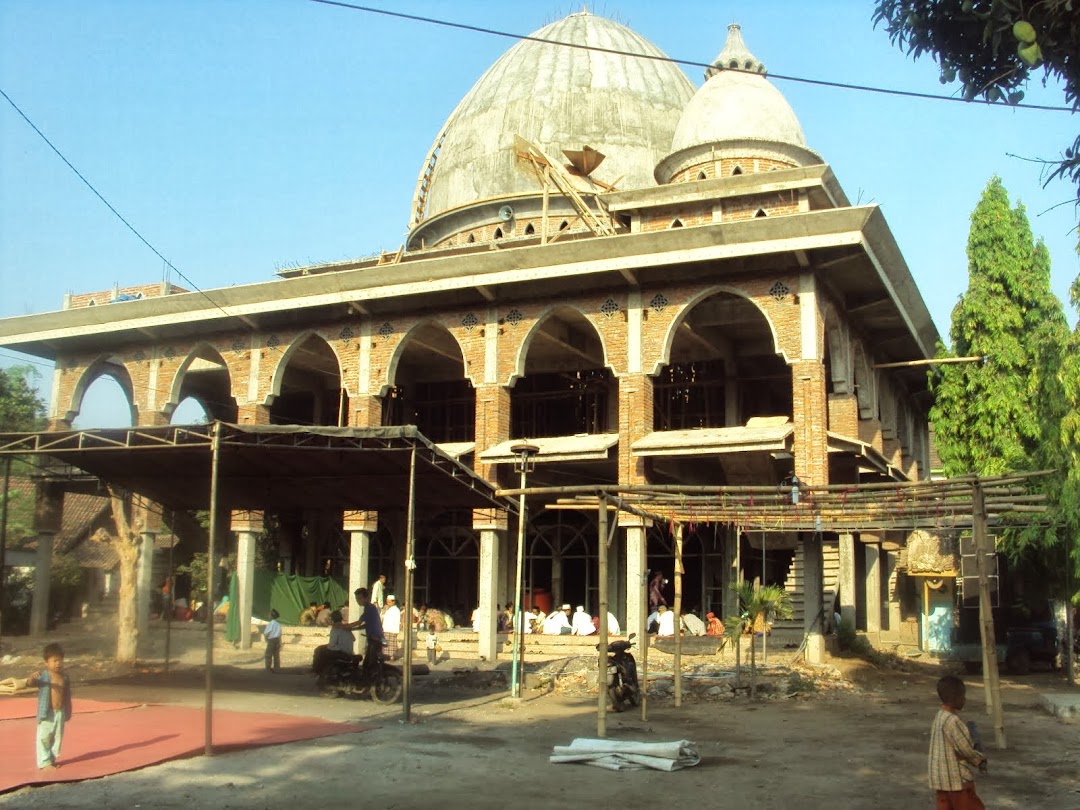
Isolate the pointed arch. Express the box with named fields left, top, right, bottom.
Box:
left=650, top=285, right=787, bottom=377
left=670, top=219, right=684, bottom=228
left=166, top=343, right=236, bottom=422
left=266, top=331, right=345, bottom=405
left=65, top=356, right=137, bottom=426
left=383, top=319, right=471, bottom=394
left=506, top=304, right=612, bottom=387
left=524, top=223, right=535, bottom=235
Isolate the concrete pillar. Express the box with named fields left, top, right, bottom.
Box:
left=865, top=543, right=882, bottom=635
left=478, top=529, right=502, bottom=661
left=839, top=532, right=856, bottom=627
left=886, top=550, right=902, bottom=634
left=497, top=535, right=509, bottom=608
left=802, top=533, right=825, bottom=664
left=348, top=531, right=372, bottom=609
left=236, top=530, right=257, bottom=649
left=136, top=531, right=156, bottom=642
left=30, top=531, right=55, bottom=637
left=624, top=524, right=647, bottom=637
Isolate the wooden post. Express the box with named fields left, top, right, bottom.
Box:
left=597, top=496, right=608, bottom=737
left=204, top=422, right=222, bottom=757
left=640, top=562, right=649, bottom=721
left=402, top=447, right=417, bottom=722
left=973, top=482, right=1006, bottom=749
left=673, top=523, right=683, bottom=707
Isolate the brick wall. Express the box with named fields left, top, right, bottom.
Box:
left=618, top=373, right=654, bottom=485
left=791, top=360, right=829, bottom=485
left=66, top=281, right=187, bottom=309
left=828, top=393, right=858, bottom=436
left=669, top=156, right=796, bottom=184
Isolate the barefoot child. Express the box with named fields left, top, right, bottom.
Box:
left=929, top=675, right=987, bottom=809
left=27, top=642, right=72, bottom=770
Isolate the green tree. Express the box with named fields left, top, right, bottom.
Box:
left=931, top=177, right=1069, bottom=556
left=0, top=365, right=46, bottom=432
left=1059, top=272, right=1080, bottom=596
left=726, top=580, right=793, bottom=699
left=874, top=1, right=1080, bottom=202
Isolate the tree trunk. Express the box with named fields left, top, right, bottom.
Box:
left=109, top=488, right=140, bottom=663
left=749, top=622, right=757, bottom=699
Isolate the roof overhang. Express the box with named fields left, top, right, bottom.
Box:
left=632, top=424, right=794, bottom=457
left=0, top=424, right=513, bottom=514
left=0, top=203, right=938, bottom=386
left=479, top=433, right=619, bottom=464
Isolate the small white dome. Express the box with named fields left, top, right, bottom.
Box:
left=671, top=24, right=807, bottom=153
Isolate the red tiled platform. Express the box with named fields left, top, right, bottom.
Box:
left=0, top=700, right=373, bottom=794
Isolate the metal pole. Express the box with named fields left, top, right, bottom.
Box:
left=204, top=422, right=222, bottom=757
left=597, top=495, right=608, bottom=737
left=762, top=531, right=768, bottom=665
left=165, top=510, right=174, bottom=675
left=402, top=447, right=417, bottom=722
left=0, top=457, right=11, bottom=651
left=511, top=463, right=527, bottom=698
left=973, top=482, right=1006, bottom=749
left=673, top=523, right=683, bottom=707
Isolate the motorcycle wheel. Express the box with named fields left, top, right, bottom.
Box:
left=628, top=683, right=641, bottom=707
left=370, top=666, right=403, bottom=704
left=608, top=684, right=627, bottom=713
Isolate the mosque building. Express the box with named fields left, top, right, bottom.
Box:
left=0, top=13, right=938, bottom=661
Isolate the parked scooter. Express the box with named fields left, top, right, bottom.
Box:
left=316, top=646, right=403, bottom=704
left=603, top=632, right=640, bottom=712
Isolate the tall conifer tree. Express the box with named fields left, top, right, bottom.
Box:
left=930, top=177, right=1068, bottom=554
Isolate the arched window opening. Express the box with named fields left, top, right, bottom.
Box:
left=732, top=165, right=743, bottom=176
left=670, top=219, right=684, bottom=228
left=524, top=223, right=535, bottom=235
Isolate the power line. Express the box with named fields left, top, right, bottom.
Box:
left=0, top=87, right=248, bottom=325
left=309, top=0, right=1073, bottom=113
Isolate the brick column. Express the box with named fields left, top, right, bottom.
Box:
left=31, top=483, right=63, bottom=637
left=236, top=403, right=271, bottom=424
left=618, top=374, right=653, bottom=485
left=349, top=393, right=383, bottom=429
left=865, top=542, right=882, bottom=635
left=827, top=393, right=858, bottom=437
left=473, top=384, right=510, bottom=483
left=791, top=360, right=829, bottom=485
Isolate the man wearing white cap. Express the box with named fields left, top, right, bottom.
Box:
left=543, top=604, right=572, bottom=635
left=382, top=595, right=401, bottom=660
left=571, top=605, right=596, bottom=636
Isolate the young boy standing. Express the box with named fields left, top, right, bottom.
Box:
left=27, top=642, right=72, bottom=770
left=929, top=675, right=988, bottom=809
left=263, top=609, right=282, bottom=672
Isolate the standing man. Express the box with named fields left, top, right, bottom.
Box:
left=348, top=587, right=384, bottom=678
left=370, top=574, right=387, bottom=608
left=382, top=595, right=402, bottom=661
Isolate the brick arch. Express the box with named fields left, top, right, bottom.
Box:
left=265, top=330, right=344, bottom=406
left=65, top=355, right=138, bottom=426
left=649, top=285, right=787, bottom=377
left=383, top=318, right=472, bottom=395
left=164, top=343, right=236, bottom=421
left=506, top=304, right=612, bottom=387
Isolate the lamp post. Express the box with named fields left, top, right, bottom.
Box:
left=510, top=442, right=539, bottom=698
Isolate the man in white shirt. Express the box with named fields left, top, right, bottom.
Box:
left=657, top=605, right=676, bottom=637
left=543, top=604, right=572, bottom=635
left=571, top=605, right=596, bottom=636
left=382, top=595, right=402, bottom=660
left=370, top=574, right=387, bottom=608
left=605, top=612, right=621, bottom=635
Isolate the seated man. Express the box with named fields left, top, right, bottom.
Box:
left=682, top=611, right=706, bottom=637
left=656, top=605, right=676, bottom=637
left=571, top=606, right=596, bottom=636
left=543, top=604, right=572, bottom=635
left=299, top=602, right=319, bottom=626
left=312, top=610, right=357, bottom=675
left=314, top=602, right=333, bottom=626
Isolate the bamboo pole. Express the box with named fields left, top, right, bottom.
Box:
left=973, top=482, right=1006, bottom=749
left=596, top=495, right=608, bottom=737
left=0, top=457, right=11, bottom=651
left=402, top=447, right=416, bottom=722
left=204, top=422, right=222, bottom=757
left=673, top=523, right=683, bottom=707
left=640, top=560, right=649, bottom=722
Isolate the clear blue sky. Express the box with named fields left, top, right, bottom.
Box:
left=2, top=0, right=1077, bottom=426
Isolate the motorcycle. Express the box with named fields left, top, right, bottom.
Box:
left=316, top=646, right=403, bottom=704
left=602, top=632, right=640, bottom=712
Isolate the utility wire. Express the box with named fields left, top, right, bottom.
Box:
left=309, top=0, right=1073, bottom=113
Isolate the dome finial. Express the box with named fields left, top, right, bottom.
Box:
left=705, top=23, right=765, bottom=80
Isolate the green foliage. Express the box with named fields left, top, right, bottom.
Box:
left=0, top=366, right=46, bottom=432
left=930, top=177, right=1069, bottom=558
left=49, top=552, right=87, bottom=620
left=835, top=618, right=872, bottom=655
left=874, top=1, right=1080, bottom=202
left=725, top=580, right=793, bottom=698
left=1060, top=267, right=1080, bottom=592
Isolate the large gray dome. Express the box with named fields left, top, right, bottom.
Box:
left=408, top=12, right=694, bottom=245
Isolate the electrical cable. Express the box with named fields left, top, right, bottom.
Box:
left=309, top=0, right=1073, bottom=113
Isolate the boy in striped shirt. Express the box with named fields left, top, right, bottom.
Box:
left=928, top=675, right=987, bottom=809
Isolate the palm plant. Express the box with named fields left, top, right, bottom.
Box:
left=726, top=580, right=793, bottom=698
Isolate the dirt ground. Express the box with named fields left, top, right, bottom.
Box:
left=1, top=615, right=1079, bottom=809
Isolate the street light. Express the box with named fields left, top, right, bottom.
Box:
left=510, top=442, right=539, bottom=698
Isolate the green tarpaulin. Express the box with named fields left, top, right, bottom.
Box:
left=226, top=572, right=350, bottom=627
